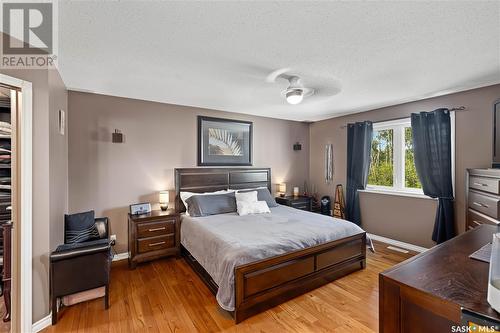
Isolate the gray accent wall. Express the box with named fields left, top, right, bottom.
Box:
left=309, top=84, right=500, bottom=248
left=67, top=91, right=310, bottom=253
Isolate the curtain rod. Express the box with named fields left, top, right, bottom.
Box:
left=339, top=106, right=466, bottom=129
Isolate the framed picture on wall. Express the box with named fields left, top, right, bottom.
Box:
left=198, top=116, right=252, bottom=166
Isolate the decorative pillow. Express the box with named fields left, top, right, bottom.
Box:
left=237, top=200, right=271, bottom=216
left=238, top=187, right=278, bottom=207
left=180, top=189, right=234, bottom=215
left=64, top=210, right=100, bottom=244
left=186, top=192, right=237, bottom=217
left=235, top=190, right=258, bottom=203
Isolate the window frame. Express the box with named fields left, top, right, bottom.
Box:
left=365, top=113, right=455, bottom=198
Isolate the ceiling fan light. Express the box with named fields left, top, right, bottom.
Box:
left=286, top=90, right=303, bottom=105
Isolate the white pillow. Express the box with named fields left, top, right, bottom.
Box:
left=235, top=190, right=258, bottom=203
left=237, top=200, right=271, bottom=216
left=180, top=189, right=234, bottom=215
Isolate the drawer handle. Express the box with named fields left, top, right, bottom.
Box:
left=148, top=241, right=166, bottom=247
left=472, top=220, right=482, bottom=226
left=148, top=227, right=166, bottom=232
left=473, top=182, right=489, bottom=187
left=473, top=201, right=489, bottom=208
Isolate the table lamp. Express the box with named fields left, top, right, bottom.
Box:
left=278, top=183, right=286, bottom=197
left=159, top=191, right=169, bottom=211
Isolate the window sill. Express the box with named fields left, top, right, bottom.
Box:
left=359, top=188, right=435, bottom=200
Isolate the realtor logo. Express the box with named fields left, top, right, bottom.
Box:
left=2, top=2, right=53, bottom=55
left=1, top=1, right=57, bottom=68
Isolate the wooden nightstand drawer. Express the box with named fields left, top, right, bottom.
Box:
left=128, top=209, right=180, bottom=269
left=291, top=200, right=310, bottom=210
left=276, top=196, right=312, bottom=211
left=137, top=219, right=175, bottom=238
left=137, top=234, right=175, bottom=254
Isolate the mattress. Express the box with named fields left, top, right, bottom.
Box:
left=180, top=204, right=364, bottom=311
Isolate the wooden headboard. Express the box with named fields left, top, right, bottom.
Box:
left=174, top=168, right=272, bottom=212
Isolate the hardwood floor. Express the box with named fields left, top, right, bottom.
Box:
left=43, top=241, right=416, bottom=333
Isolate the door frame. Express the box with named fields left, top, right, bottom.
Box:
left=0, top=74, right=33, bottom=333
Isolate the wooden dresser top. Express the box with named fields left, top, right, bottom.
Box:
left=381, top=224, right=500, bottom=321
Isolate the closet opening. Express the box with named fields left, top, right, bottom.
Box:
left=0, top=84, right=16, bottom=333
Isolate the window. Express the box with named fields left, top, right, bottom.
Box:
left=367, top=117, right=441, bottom=196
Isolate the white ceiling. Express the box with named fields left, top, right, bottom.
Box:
left=58, top=1, right=500, bottom=122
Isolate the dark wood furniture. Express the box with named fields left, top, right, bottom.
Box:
left=0, top=100, right=11, bottom=323
left=466, top=168, right=500, bottom=231
left=50, top=217, right=111, bottom=325
left=275, top=195, right=312, bottom=211
left=380, top=224, right=500, bottom=333
left=128, top=209, right=180, bottom=269
left=175, top=167, right=366, bottom=323
left=1, top=222, right=11, bottom=323
left=493, top=99, right=500, bottom=168
left=0, top=197, right=11, bottom=323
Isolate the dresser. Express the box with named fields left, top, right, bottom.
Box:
left=466, top=168, right=500, bottom=231
left=275, top=195, right=312, bottom=211
left=128, top=209, right=180, bottom=269
left=380, top=224, right=500, bottom=332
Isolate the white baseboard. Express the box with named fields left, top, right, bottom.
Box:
left=367, top=233, right=429, bottom=253
left=32, top=313, right=51, bottom=333
left=113, top=252, right=129, bottom=262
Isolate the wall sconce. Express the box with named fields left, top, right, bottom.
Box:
left=112, top=129, right=123, bottom=143
left=159, top=191, right=169, bottom=211
left=293, top=142, right=302, bottom=151
left=278, top=183, right=286, bottom=197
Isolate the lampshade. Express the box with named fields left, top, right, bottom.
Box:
left=159, top=191, right=169, bottom=204
left=278, top=183, right=286, bottom=193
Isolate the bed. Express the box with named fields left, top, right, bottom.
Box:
left=175, top=168, right=366, bottom=323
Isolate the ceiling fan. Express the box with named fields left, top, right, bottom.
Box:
left=265, top=68, right=315, bottom=105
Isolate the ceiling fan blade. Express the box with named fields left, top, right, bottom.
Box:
left=302, top=88, right=315, bottom=97
left=265, top=67, right=292, bottom=83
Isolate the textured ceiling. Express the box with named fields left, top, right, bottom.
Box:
left=58, top=1, right=500, bottom=121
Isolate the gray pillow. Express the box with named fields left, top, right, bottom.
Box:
left=238, top=187, right=278, bottom=207
left=186, top=192, right=236, bottom=217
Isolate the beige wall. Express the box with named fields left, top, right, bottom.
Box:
left=67, top=91, right=310, bottom=253
left=310, top=84, right=500, bottom=248
left=49, top=70, right=69, bottom=250
left=1, top=30, right=69, bottom=322
left=0, top=68, right=68, bottom=321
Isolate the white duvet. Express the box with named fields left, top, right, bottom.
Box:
left=180, top=205, right=364, bottom=311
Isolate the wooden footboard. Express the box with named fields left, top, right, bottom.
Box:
left=182, top=232, right=366, bottom=323
left=234, top=232, right=366, bottom=323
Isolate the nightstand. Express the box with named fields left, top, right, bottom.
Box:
left=275, top=195, right=312, bottom=211
left=128, top=209, right=180, bottom=269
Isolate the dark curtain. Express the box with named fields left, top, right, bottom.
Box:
left=346, top=121, right=373, bottom=226
left=411, top=109, right=455, bottom=243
